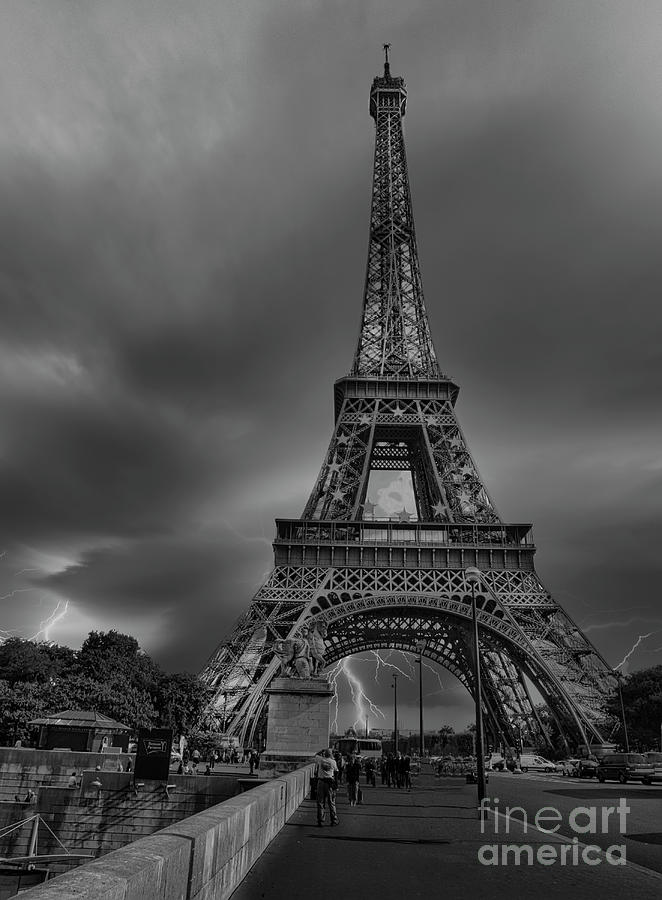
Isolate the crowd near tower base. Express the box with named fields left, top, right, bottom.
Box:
left=260, top=678, right=333, bottom=775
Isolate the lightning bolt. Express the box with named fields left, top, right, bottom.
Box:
left=614, top=631, right=658, bottom=671
left=370, top=650, right=412, bottom=681
left=327, top=649, right=445, bottom=734
left=327, top=658, right=386, bottom=733
left=342, top=658, right=385, bottom=729
left=328, top=660, right=344, bottom=732
left=0, top=588, right=37, bottom=601
left=29, top=600, right=70, bottom=642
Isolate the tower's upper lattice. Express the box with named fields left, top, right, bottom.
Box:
left=351, top=50, right=443, bottom=379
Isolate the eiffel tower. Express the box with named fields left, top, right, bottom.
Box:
left=201, top=50, right=617, bottom=752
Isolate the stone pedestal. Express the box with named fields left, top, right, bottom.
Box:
left=260, top=677, right=333, bottom=775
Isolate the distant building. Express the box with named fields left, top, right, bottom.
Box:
left=28, top=709, right=131, bottom=752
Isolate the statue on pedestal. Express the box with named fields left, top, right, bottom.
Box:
left=273, top=621, right=328, bottom=679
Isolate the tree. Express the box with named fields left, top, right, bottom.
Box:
left=77, top=631, right=161, bottom=693
left=0, top=638, right=74, bottom=685
left=156, top=672, right=211, bottom=734
left=0, top=679, right=52, bottom=744
left=438, top=725, right=455, bottom=752
left=0, top=630, right=214, bottom=746
left=606, top=665, right=662, bottom=751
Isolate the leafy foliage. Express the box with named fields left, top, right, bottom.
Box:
left=606, top=665, right=662, bottom=751
left=0, top=638, right=76, bottom=685
left=0, top=632, right=210, bottom=745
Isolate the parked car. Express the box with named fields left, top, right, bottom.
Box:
left=576, top=758, right=599, bottom=779
left=644, top=752, right=662, bottom=784
left=519, top=754, right=556, bottom=773
left=555, top=758, right=579, bottom=776
left=596, top=753, right=654, bottom=784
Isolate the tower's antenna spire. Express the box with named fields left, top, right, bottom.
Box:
left=383, top=42, right=391, bottom=77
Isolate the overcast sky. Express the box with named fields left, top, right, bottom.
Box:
left=1, top=1, right=661, bottom=731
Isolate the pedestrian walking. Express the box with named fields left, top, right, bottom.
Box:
left=334, top=750, right=344, bottom=785
left=395, top=751, right=404, bottom=788
left=364, top=757, right=376, bottom=786
left=345, top=753, right=361, bottom=806
left=314, top=749, right=339, bottom=826
left=403, top=755, right=412, bottom=791
left=386, top=753, right=396, bottom=787
left=67, top=771, right=77, bottom=788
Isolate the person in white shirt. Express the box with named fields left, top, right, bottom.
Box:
left=314, top=749, right=339, bottom=826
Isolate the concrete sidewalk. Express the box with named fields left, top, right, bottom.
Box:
left=231, top=773, right=662, bottom=900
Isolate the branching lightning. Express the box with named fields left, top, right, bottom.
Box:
left=328, top=660, right=344, bottom=732
left=614, top=631, right=659, bottom=671
left=0, top=588, right=37, bottom=602
left=29, top=600, right=70, bottom=642
left=328, top=658, right=387, bottom=733
left=370, top=650, right=411, bottom=681
left=328, top=648, right=445, bottom=734
left=342, top=658, right=385, bottom=729
left=0, top=551, right=72, bottom=645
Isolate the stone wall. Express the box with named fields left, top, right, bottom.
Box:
left=0, top=748, right=135, bottom=801
left=0, top=750, right=243, bottom=874
left=18, top=764, right=313, bottom=900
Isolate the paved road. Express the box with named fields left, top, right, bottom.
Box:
left=485, top=770, right=662, bottom=875
left=230, top=770, right=662, bottom=900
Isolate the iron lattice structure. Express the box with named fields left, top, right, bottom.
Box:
left=201, top=54, right=617, bottom=751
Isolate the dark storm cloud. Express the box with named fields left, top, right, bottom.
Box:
left=0, top=1, right=660, bottom=714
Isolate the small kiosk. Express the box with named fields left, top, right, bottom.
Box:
left=29, top=709, right=131, bottom=752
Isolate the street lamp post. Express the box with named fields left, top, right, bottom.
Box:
left=615, top=671, right=630, bottom=753
left=392, top=674, right=399, bottom=754
left=465, top=566, right=486, bottom=815
left=415, top=640, right=426, bottom=758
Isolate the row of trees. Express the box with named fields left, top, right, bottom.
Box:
left=432, top=665, right=662, bottom=757
left=0, top=631, right=212, bottom=745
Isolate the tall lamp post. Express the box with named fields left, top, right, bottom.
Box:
left=415, top=640, right=426, bottom=758
left=465, top=566, right=486, bottom=814
left=615, top=671, right=630, bottom=753
left=392, top=674, right=399, bottom=754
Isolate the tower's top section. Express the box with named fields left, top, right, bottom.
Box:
left=351, top=50, right=443, bottom=380
left=369, top=43, right=407, bottom=119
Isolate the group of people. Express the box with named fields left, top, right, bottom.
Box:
left=176, top=745, right=256, bottom=775
left=313, top=748, right=367, bottom=826
left=380, top=752, right=412, bottom=790
left=315, top=748, right=413, bottom=826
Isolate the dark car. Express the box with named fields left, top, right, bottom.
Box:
left=596, top=753, right=654, bottom=785
left=576, top=758, right=599, bottom=779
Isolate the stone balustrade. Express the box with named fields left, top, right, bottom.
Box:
left=19, top=764, right=314, bottom=900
